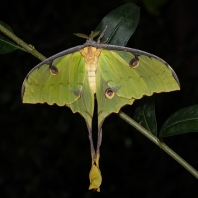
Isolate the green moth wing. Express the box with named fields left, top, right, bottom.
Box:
left=96, top=47, right=180, bottom=126
left=22, top=43, right=180, bottom=127
left=22, top=47, right=94, bottom=128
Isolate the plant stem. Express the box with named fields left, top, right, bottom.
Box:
left=118, top=111, right=198, bottom=179
left=0, top=23, right=46, bottom=61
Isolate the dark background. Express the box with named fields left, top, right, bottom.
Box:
left=0, top=0, right=198, bottom=197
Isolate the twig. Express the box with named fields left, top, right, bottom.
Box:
left=118, top=111, right=198, bottom=179
left=0, top=23, right=46, bottom=61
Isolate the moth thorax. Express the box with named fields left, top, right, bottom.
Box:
left=80, top=46, right=101, bottom=94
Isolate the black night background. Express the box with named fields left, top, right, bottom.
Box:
left=0, top=0, right=198, bottom=197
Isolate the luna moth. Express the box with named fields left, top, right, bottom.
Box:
left=21, top=31, right=180, bottom=191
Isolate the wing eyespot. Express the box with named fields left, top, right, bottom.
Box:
left=50, top=65, right=59, bottom=75
left=129, top=56, right=139, bottom=68
left=105, top=88, right=115, bottom=99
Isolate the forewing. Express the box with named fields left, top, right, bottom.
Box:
left=22, top=51, right=94, bottom=128
left=96, top=49, right=180, bottom=124
left=98, top=49, right=180, bottom=100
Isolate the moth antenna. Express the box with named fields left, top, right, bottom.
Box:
left=97, top=26, right=107, bottom=43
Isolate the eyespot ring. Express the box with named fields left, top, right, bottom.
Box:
left=50, top=65, right=58, bottom=75
left=129, top=57, right=139, bottom=68
left=105, top=88, right=115, bottom=99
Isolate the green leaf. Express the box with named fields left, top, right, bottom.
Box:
left=160, top=105, right=198, bottom=138
left=94, top=3, right=140, bottom=46
left=133, top=97, right=157, bottom=136
left=73, top=33, right=89, bottom=39
left=0, top=20, right=13, bottom=32
left=0, top=20, right=22, bottom=54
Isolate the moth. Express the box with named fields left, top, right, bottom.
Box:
left=22, top=31, right=180, bottom=191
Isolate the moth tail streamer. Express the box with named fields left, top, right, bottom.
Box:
left=88, top=125, right=103, bottom=192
